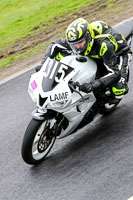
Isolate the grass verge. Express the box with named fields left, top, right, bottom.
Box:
left=0, top=0, right=130, bottom=69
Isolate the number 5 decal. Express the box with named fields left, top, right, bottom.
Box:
left=55, top=64, right=68, bottom=83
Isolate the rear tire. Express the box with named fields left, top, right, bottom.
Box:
left=21, top=118, right=56, bottom=165
left=100, top=99, right=121, bottom=114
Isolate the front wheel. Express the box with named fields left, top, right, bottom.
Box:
left=21, top=118, right=56, bottom=165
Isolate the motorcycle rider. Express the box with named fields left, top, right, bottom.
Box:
left=37, top=18, right=132, bottom=98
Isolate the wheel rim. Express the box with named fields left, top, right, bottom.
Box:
left=32, top=120, right=56, bottom=161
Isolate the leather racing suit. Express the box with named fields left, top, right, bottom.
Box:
left=40, top=21, right=132, bottom=96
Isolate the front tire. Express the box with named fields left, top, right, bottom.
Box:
left=21, top=118, right=56, bottom=165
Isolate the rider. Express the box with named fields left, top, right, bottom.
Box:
left=38, top=18, right=132, bottom=98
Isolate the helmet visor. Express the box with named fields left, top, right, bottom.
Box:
left=70, top=37, right=90, bottom=54
left=72, top=39, right=87, bottom=54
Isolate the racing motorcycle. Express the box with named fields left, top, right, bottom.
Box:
left=21, top=19, right=133, bottom=165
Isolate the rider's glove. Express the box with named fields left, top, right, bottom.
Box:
left=79, top=80, right=104, bottom=93
left=79, top=83, right=93, bottom=93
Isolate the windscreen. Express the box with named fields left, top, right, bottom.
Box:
left=42, top=58, right=74, bottom=92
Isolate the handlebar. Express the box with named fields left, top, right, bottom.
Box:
left=68, top=81, right=85, bottom=101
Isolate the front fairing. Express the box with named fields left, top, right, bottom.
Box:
left=28, top=57, right=78, bottom=109
left=28, top=56, right=97, bottom=111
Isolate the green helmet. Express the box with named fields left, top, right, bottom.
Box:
left=66, top=18, right=95, bottom=55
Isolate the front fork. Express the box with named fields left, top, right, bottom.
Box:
left=32, top=108, right=68, bottom=137
left=32, top=108, right=56, bottom=120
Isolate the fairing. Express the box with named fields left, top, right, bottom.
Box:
left=28, top=55, right=97, bottom=138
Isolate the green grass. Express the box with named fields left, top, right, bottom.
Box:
left=0, top=0, right=100, bottom=52
left=0, top=40, right=52, bottom=69
left=0, top=0, right=127, bottom=69
left=114, top=7, right=123, bottom=13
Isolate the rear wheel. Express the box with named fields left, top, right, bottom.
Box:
left=21, top=118, right=56, bottom=165
left=100, top=99, right=121, bottom=114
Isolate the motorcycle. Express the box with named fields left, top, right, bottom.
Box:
left=21, top=19, right=133, bottom=165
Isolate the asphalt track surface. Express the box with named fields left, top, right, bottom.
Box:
left=0, top=44, right=133, bottom=200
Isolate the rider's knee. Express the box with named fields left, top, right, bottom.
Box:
left=111, top=81, right=129, bottom=97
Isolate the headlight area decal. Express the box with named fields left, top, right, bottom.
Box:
left=50, top=92, right=69, bottom=101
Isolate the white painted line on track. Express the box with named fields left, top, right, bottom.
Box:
left=127, top=196, right=133, bottom=200
left=0, top=64, right=36, bottom=85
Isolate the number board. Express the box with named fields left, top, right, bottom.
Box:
left=41, top=59, right=74, bottom=92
